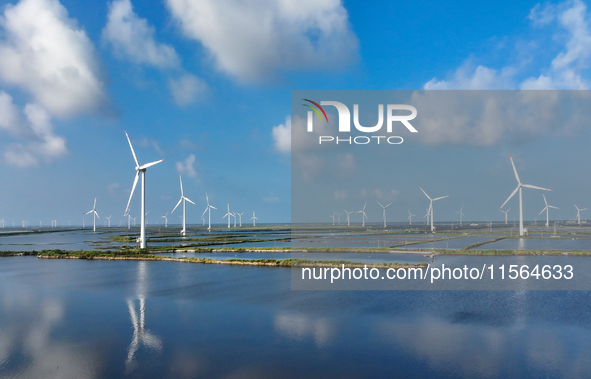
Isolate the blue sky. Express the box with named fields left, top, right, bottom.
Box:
left=0, top=0, right=590, bottom=226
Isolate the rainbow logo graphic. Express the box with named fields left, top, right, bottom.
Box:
left=302, top=99, right=328, bottom=123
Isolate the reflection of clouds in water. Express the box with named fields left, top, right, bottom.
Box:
left=0, top=291, right=99, bottom=378
left=274, top=312, right=334, bottom=348
left=377, top=315, right=591, bottom=378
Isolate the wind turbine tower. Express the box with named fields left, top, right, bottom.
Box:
left=574, top=204, right=587, bottom=226
left=357, top=203, right=368, bottom=227
left=171, top=175, right=195, bottom=236
left=539, top=195, right=559, bottom=227
left=85, top=198, right=100, bottom=232
left=377, top=202, right=393, bottom=228
left=202, top=191, right=217, bottom=231
left=251, top=211, right=258, bottom=226
left=501, top=208, right=510, bottom=224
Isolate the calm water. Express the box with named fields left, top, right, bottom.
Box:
left=2, top=256, right=591, bottom=378
left=481, top=238, right=591, bottom=250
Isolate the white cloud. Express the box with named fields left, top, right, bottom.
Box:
left=272, top=116, right=291, bottom=153
left=175, top=154, right=197, bottom=177
left=103, top=0, right=180, bottom=69
left=168, top=74, right=207, bottom=107
left=334, top=190, right=347, bottom=200
left=165, top=0, right=358, bottom=82
left=138, top=137, right=165, bottom=155
left=0, top=0, right=106, bottom=117
left=425, top=0, right=591, bottom=91
left=0, top=94, right=67, bottom=167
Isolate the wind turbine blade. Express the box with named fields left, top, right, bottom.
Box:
left=171, top=198, right=182, bottom=213
left=582, top=208, right=588, bottom=211
left=95, top=211, right=100, bottom=218
left=205, top=192, right=210, bottom=206
left=179, top=175, right=184, bottom=196
left=386, top=202, right=393, bottom=208
left=419, top=187, right=431, bottom=200
left=202, top=208, right=208, bottom=217
left=522, top=184, right=551, bottom=191
left=539, top=206, right=547, bottom=216
left=211, top=206, right=217, bottom=210
left=543, top=194, right=548, bottom=206
left=500, top=186, right=519, bottom=210
left=184, top=197, right=196, bottom=205
left=85, top=210, right=93, bottom=215
left=124, top=171, right=139, bottom=215
left=125, top=131, right=140, bottom=167
left=139, top=159, right=163, bottom=170
left=93, top=198, right=96, bottom=209
left=549, top=206, right=559, bottom=209
left=509, top=155, right=521, bottom=184
left=377, top=202, right=383, bottom=208
left=433, top=195, right=449, bottom=201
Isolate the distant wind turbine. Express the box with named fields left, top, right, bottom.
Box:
left=501, top=208, right=511, bottom=224
left=539, top=195, right=559, bottom=227
left=455, top=206, right=466, bottom=226
left=356, top=203, right=368, bottom=227
left=106, top=215, right=112, bottom=227
left=161, top=213, right=168, bottom=227
left=500, top=156, right=551, bottom=236
left=85, top=198, right=100, bottom=232
left=407, top=210, right=416, bottom=225
left=336, top=213, right=342, bottom=225
left=202, top=191, right=217, bottom=231
left=377, top=202, right=393, bottom=228
left=171, top=175, right=195, bottom=236
left=236, top=212, right=244, bottom=227
left=344, top=209, right=354, bottom=226
left=329, top=213, right=336, bottom=225
left=574, top=204, right=587, bottom=226
left=420, top=187, right=449, bottom=232
left=223, top=204, right=232, bottom=228
left=251, top=211, right=258, bottom=226
left=123, top=131, right=163, bottom=248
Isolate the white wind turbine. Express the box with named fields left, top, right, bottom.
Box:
left=500, top=156, right=551, bottom=236
left=357, top=203, right=368, bottom=227
left=171, top=175, right=195, bottom=236
left=329, top=213, right=336, bottom=225
left=407, top=210, right=416, bottom=225
left=420, top=188, right=449, bottom=232
left=202, top=191, right=217, bottom=231
left=85, top=198, right=100, bottom=232
left=106, top=215, right=112, bottom=227
left=377, top=202, right=393, bottom=228
left=124, top=131, right=163, bottom=249
left=574, top=204, right=587, bottom=226
left=344, top=209, right=354, bottom=227
left=232, top=212, right=237, bottom=228
left=501, top=208, right=510, bottom=224
left=161, top=213, right=168, bottom=227
left=336, top=213, right=342, bottom=225
left=455, top=206, right=466, bottom=226
left=251, top=211, right=258, bottom=226
left=236, top=212, right=244, bottom=227
left=539, top=195, right=559, bottom=227
left=223, top=204, right=232, bottom=228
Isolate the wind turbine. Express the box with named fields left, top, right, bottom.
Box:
left=161, top=213, right=168, bottom=227
left=171, top=175, right=195, bottom=236
left=539, top=195, right=559, bottom=227
left=123, top=131, right=163, bottom=249
left=407, top=210, right=416, bottom=225
left=420, top=188, right=449, bottom=232
left=377, top=202, right=393, bottom=228
left=344, top=209, right=354, bottom=226
left=131, top=217, right=137, bottom=227
left=356, top=203, right=368, bottom=227
left=336, top=213, right=342, bottom=225
left=236, top=212, right=244, bottom=227
left=251, top=211, right=258, bottom=226
left=574, top=204, right=587, bottom=226
left=85, top=198, right=100, bottom=232
left=501, top=208, right=510, bottom=224
left=329, top=213, right=336, bottom=225
left=233, top=212, right=237, bottom=228
left=500, top=156, right=551, bottom=236
left=223, top=204, right=232, bottom=228
left=455, top=206, right=466, bottom=226
left=202, top=191, right=217, bottom=231
left=106, top=215, right=112, bottom=227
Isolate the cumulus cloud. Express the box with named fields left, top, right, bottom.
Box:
left=425, top=0, right=591, bottom=91
left=0, top=0, right=107, bottom=117
left=176, top=154, right=197, bottom=177
left=0, top=93, right=67, bottom=167
left=272, top=116, right=291, bottom=153
left=103, top=0, right=180, bottom=69
left=165, top=0, right=358, bottom=82
left=168, top=74, right=207, bottom=107
left=419, top=0, right=591, bottom=146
